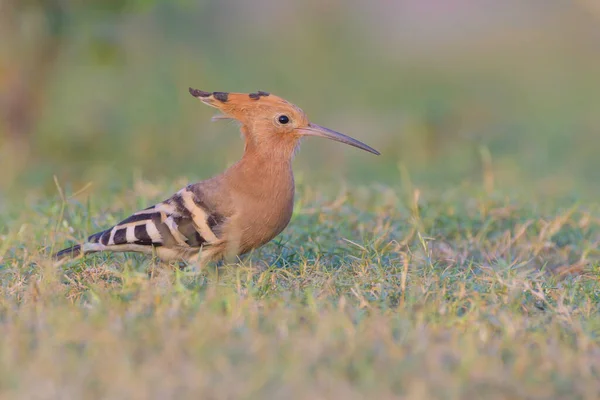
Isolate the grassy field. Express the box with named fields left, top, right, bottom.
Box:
left=0, top=179, right=599, bottom=398
left=2, top=2, right=600, bottom=399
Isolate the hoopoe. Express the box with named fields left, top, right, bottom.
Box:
left=54, top=88, right=379, bottom=266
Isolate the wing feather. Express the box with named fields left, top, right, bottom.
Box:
left=89, top=186, right=225, bottom=251
left=54, top=185, right=228, bottom=262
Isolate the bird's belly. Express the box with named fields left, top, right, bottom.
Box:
left=156, top=246, right=200, bottom=261
left=234, top=201, right=294, bottom=255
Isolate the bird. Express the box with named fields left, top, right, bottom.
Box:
left=53, top=88, right=380, bottom=266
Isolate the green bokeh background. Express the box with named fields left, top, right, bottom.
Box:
left=2, top=0, right=600, bottom=205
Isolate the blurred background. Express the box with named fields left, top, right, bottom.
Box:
left=1, top=0, right=600, bottom=208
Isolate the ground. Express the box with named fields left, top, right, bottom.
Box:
left=1, top=181, right=598, bottom=399
left=1, top=3, right=600, bottom=397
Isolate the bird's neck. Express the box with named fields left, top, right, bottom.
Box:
left=218, top=135, right=297, bottom=252
left=224, top=137, right=297, bottom=197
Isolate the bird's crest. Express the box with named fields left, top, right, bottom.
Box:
left=189, top=87, right=305, bottom=123
left=189, top=88, right=272, bottom=105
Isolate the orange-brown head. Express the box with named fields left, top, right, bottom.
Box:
left=189, top=88, right=380, bottom=158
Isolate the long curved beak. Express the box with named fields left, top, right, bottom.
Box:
left=295, top=123, right=380, bottom=155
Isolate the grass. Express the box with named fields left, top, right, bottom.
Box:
left=1, top=3, right=600, bottom=397
left=1, top=179, right=599, bottom=399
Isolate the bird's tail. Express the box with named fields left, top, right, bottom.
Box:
left=53, top=244, right=83, bottom=261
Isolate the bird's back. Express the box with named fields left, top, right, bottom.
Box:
left=54, top=157, right=295, bottom=265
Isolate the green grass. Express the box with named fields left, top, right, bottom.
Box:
left=1, top=181, right=599, bottom=399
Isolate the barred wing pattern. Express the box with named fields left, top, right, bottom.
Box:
left=54, top=185, right=226, bottom=262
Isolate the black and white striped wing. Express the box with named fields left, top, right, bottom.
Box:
left=86, top=185, right=225, bottom=257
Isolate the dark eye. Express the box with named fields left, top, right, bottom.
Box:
left=278, top=115, right=290, bottom=124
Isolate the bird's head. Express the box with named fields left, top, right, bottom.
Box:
left=189, top=88, right=380, bottom=158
